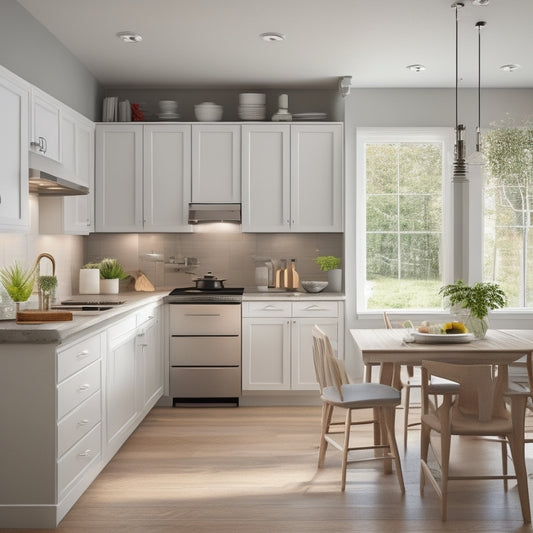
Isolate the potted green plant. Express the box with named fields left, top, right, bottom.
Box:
left=0, top=261, right=35, bottom=312
left=314, top=255, right=342, bottom=292
left=98, top=258, right=128, bottom=294
left=439, top=279, right=507, bottom=338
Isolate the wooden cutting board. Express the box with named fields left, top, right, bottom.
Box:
left=16, top=310, right=73, bottom=323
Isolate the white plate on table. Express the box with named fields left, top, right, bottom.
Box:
left=411, top=332, right=474, bottom=344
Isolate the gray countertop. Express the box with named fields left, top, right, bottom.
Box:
left=0, top=291, right=168, bottom=344
left=243, top=287, right=344, bottom=300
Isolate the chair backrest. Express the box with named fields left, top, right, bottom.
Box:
left=312, top=325, right=347, bottom=399
left=422, top=359, right=509, bottom=422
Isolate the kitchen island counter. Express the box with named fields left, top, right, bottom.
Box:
left=0, top=291, right=168, bottom=344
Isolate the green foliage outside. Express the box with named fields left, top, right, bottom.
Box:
left=366, top=277, right=442, bottom=309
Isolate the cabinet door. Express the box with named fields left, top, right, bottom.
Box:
left=143, top=124, right=191, bottom=232
left=241, top=124, right=290, bottom=232
left=137, top=310, right=163, bottom=409
left=0, top=67, right=28, bottom=231
left=95, top=124, right=143, bottom=232
left=290, top=124, right=343, bottom=232
left=242, top=318, right=291, bottom=390
left=106, top=330, right=138, bottom=452
left=191, top=124, right=240, bottom=203
left=291, top=318, right=339, bottom=390
left=30, top=88, right=61, bottom=162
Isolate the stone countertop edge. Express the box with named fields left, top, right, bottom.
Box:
left=0, top=291, right=168, bottom=345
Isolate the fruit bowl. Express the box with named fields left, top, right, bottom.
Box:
left=301, top=281, right=328, bottom=293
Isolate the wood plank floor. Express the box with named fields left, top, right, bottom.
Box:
left=9, top=405, right=533, bottom=532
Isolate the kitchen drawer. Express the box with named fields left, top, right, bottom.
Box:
left=136, top=303, right=158, bottom=327
left=108, top=315, right=137, bottom=345
left=58, top=360, right=101, bottom=419
left=58, top=333, right=102, bottom=383
left=170, top=367, right=241, bottom=397
left=242, top=301, right=291, bottom=318
left=292, top=301, right=339, bottom=317
left=170, top=336, right=240, bottom=366
left=58, top=422, right=101, bottom=498
left=58, top=390, right=101, bottom=457
left=170, top=303, right=241, bottom=335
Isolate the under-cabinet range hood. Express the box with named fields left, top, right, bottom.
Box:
left=29, top=169, right=89, bottom=196
left=188, top=203, right=241, bottom=224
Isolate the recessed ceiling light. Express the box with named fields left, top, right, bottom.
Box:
left=116, top=31, right=143, bottom=43
left=472, top=0, right=490, bottom=5
left=406, top=64, right=426, bottom=72
left=499, top=64, right=521, bottom=72
left=260, top=32, right=285, bottom=42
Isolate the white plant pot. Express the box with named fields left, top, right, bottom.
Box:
left=100, top=278, right=119, bottom=295
left=79, top=269, right=100, bottom=294
left=327, top=269, right=342, bottom=292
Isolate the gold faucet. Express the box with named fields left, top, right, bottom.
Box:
left=34, top=253, right=56, bottom=309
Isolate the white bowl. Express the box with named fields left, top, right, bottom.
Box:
left=159, top=100, right=178, bottom=113
left=301, top=281, right=328, bottom=293
left=194, top=102, right=223, bottom=121
left=239, top=93, right=266, bottom=105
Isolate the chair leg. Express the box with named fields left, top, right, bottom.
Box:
left=341, top=408, right=352, bottom=491
left=318, top=403, right=333, bottom=468
left=403, top=384, right=411, bottom=449
left=501, top=437, right=508, bottom=491
left=420, top=422, right=431, bottom=494
left=439, top=428, right=451, bottom=521
left=382, top=406, right=405, bottom=494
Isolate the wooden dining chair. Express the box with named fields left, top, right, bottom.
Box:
left=312, top=325, right=405, bottom=492
left=420, top=359, right=531, bottom=523
left=381, top=312, right=421, bottom=449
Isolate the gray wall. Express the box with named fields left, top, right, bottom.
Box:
left=0, top=0, right=101, bottom=120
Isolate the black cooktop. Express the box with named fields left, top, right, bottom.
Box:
left=169, top=287, right=244, bottom=296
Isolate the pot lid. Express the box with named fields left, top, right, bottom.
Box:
left=195, top=271, right=226, bottom=281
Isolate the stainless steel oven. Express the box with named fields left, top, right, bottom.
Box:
left=166, top=287, right=243, bottom=406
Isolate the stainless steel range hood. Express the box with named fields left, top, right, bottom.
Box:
left=29, top=169, right=89, bottom=196
left=188, top=203, right=241, bottom=224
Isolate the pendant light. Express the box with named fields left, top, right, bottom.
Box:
left=452, top=2, right=467, bottom=182
left=467, top=20, right=487, bottom=166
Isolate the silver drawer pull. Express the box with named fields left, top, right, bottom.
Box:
left=263, top=305, right=283, bottom=311
left=76, top=350, right=90, bottom=358
left=303, top=305, right=329, bottom=311
left=78, top=419, right=90, bottom=426
left=78, top=384, right=91, bottom=391
left=185, top=313, right=221, bottom=317
left=78, top=449, right=92, bottom=457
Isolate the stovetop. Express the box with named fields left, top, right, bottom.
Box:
left=167, top=287, right=244, bottom=303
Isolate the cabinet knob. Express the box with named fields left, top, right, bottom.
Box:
left=78, top=449, right=92, bottom=457
left=78, top=419, right=90, bottom=426
left=76, top=349, right=90, bottom=359
left=78, top=384, right=91, bottom=391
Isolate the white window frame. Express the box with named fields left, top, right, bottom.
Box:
left=355, top=127, right=455, bottom=312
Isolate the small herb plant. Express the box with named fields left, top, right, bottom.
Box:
left=439, top=279, right=507, bottom=320
left=98, top=258, right=128, bottom=280
left=0, top=261, right=35, bottom=302
left=314, top=256, right=341, bottom=272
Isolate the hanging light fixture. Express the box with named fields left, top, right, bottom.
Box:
left=451, top=2, right=468, bottom=182
left=467, top=20, right=487, bottom=165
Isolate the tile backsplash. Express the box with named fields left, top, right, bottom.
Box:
left=85, top=231, right=343, bottom=290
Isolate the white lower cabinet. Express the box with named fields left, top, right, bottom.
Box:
left=0, top=300, right=164, bottom=529
left=242, top=300, right=344, bottom=391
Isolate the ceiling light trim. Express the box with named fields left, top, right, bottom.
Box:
left=500, top=64, right=522, bottom=72
left=116, top=31, right=143, bottom=43
left=259, top=32, right=285, bottom=42
left=406, top=64, right=426, bottom=73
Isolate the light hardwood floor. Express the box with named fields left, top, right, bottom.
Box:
left=8, top=405, right=533, bottom=532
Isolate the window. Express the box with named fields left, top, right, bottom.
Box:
left=482, top=127, right=533, bottom=308
left=356, top=128, right=454, bottom=311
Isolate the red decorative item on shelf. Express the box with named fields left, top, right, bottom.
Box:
left=131, top=103, right=144, bottom=121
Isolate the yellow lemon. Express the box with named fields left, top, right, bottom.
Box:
left=441, top=321, right=469, bottom=334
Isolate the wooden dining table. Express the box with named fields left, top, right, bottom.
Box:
left=350, top=328, right=533, bottom=390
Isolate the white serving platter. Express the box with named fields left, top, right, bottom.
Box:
left=412, top=332, right=474, bottom=344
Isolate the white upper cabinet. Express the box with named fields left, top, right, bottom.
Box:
left=95, top=123, right=191, bottom=233
left=143, top=124, right=191, bottom=232
left=242, top=123, right=343, bottom=233
left=241, top=124, right=290, bottom=232
left=30, top=87, right=61, bottom=163
left=0, top=66, right=29, bottom=231
left=290, top=124, right=343, bottom=232
left=191, top=124, right=240, bottom=203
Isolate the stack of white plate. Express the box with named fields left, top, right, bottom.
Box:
left=158, top=100, right=180, bottom=120
left=238, top=93, right=266, bottom=120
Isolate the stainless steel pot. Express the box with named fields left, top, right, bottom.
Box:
left=193, top=272, right=226, bottom=290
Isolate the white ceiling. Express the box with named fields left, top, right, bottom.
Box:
left=17, top=0, right=533, bottom=90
